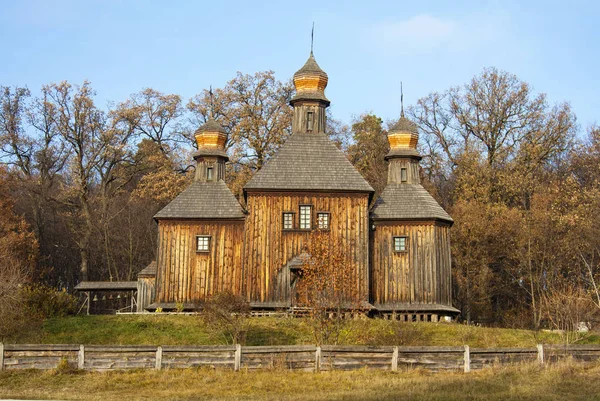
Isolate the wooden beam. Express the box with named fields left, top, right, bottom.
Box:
left=537, top=344, right=544, bottom=366
left=315, top=346, right=321, bottom=372
left=78, top=345, right=85, bottom=370
left=155, top=346, right=162, bottom=370
left=464, top=345, right=470, bottom=373
left=391, top=346, right=398, bottom=371
left=0, top=343, right=4, bottom=371
left=234, top=344, right=241, bottom=371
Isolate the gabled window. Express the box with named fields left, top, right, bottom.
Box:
left=196, top=236, right=211, bottom=252
left=400, top=168, right=407, bottom=183
left=317, top=212, right=330, bottom=230
left=393, top=236, right=408, bottom=253
left=207, top=167, right=214, bottom=181
left=306, top=111, right=314, bottom=132
left=299, top=205, right=312, bottom=230
left=283, top=212, right=294, bottom=230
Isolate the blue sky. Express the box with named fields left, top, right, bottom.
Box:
left=1, top=0, right=598, bottom=132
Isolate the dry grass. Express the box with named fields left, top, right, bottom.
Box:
left=1, top=361, right=600, bottom=400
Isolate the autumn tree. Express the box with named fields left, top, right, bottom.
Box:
left=297, top=231, right=364, bottom=345
left=187, top=71, right=294, bottom=195
left=0, top=168, right=39, bottom=341
left=346, top=114, right=389, bottom=195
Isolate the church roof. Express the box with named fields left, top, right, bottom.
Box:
left=197, top=118, right=227, bottom=134
left=244, top=132, right=374, bottom=193
left=293, top=52, right=328, bottom=81
left=138, top=261, right=157, bottom=277
left=389, top=116, right=418, bottom=133
left=371, top=184, right=453, bottom=222
left=154, top=180, right=245, bottom=219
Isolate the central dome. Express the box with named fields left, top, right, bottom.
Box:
left=291, top=52, right=330, bottom=105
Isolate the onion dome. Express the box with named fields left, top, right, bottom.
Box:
left=193, top=117, right=228, bottom=160
left=291, top=52, right=330, bottom=105
left=386, top=115, right=420, bottom=160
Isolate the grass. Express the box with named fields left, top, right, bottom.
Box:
left=1, top=361, right=600, bottom=400
left=16, top=314, right=600, bottom=347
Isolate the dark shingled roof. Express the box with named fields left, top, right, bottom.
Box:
left=389, top=116, right=418, bottom=133
left=293, top=52, right=328, bottom=80
left=385, top=148, right=422, bottom=160
left=371, top=184, right=453, bottom=222
left=244, top=133, right=374, bottom=193
left=75, top=281, right=138, bottom=291
left=197, top=118, right=227, bottom=134
left=138, top=261, right=156, bottom=277
left=154, top=180, right=245, bottom=219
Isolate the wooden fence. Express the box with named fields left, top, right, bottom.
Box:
left=1, top=343, right=599, bottom=372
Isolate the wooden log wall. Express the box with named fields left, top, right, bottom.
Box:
left=243, top=192, right=370, bottom=306
left=371, top=221, right=452, bottom=307
left=136, top=277, right=156, bottom=312
left=2, top=344, right=600, bottom=372
left=155, top=220, right=245, bottom=304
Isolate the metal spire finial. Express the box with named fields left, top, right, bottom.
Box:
left=208, top=85, right=214, bottom=119
left=400, top=81, right=405, bottom=118
left=311, top=22, right=314, bottom=55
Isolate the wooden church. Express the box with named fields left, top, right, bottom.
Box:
left=145, top=51, right=458, bottom=320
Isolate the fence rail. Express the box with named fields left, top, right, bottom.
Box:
left=1, top=343, right=599, bottom=372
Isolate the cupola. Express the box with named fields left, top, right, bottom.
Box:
left=193, top=117, right=228, bottom=182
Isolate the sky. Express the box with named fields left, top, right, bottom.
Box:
left=1, top=0, right=598, bottom=133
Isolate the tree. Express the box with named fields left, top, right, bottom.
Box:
left=346, top=114, right=389, bottom=195
left=187, top=71, right=294, bottom=195
left=0, top=168, right=39, bottom=341
left=297, top=231, right=364, bottom=345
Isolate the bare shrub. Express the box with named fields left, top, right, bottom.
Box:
left=544, top=285, right=598, bottom=344
left=201, top=291, right=250, bottom=345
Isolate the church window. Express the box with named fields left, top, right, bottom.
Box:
left=196, top=236, right=211, bottom=252
left=207, top=167, right=214, bottom=181
left=306, top=111, right=314, bottom=132
left=393, top=236, right=408, bottom=253
left=299, top=205, right=312, bottom=229
left=283, top=212, right=294, bottom=230
left=317, top=212, right=330, bottom=230
left=400, top=168, right=407, bottom=183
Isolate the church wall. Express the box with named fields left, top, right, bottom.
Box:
left=243, top=191, right=370, bottom=306
left=155, top=220, right=245, bottom=304
left=371, top=221, right=452, bottom=307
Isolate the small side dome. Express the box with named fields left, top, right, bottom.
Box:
left=389, top=116, right=418, bottom=134
left=386, top=116, right=420, bottom=159
left=291, top=52, right=330, bottom=105
left=193, top=117, right=229, bottom=160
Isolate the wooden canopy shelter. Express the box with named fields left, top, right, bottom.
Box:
left=75, top=281, right=138, bottom=315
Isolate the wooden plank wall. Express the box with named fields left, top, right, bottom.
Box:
left=2, top=344, right=600, bottom=372
left=371, top=222, right=452, bottom=307
left=155, top=220, right=245, bottom=304
left=243, top=192, right=370, bottom=305
left=136, top=277, right=156, bottom=312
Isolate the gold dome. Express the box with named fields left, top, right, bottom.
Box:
left=291, top=52, right=330, bottom=105
left=193, top=117, right=228, bottom=159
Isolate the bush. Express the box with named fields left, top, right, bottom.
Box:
left=22, top=284, right=78, bottom=318
left=201, top=292, right=250, bottom=345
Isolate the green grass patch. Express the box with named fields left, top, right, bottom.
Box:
left=19, top=315, right=600, bottom=347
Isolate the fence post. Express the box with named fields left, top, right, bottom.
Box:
left=78, top=345, right=85, bottom=370
left=315, top=346, right=321, bottom=372
left=391, top=346, right=399, bottom=371
left=0, top=343, right=4, bottom=371
left=234, top=344, right=241, bottom=371
left=463, top=345, right=470, bottom=373
left=537, top=344, right=544, bottom=366
left=155, top=346, right=163, bottom=370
